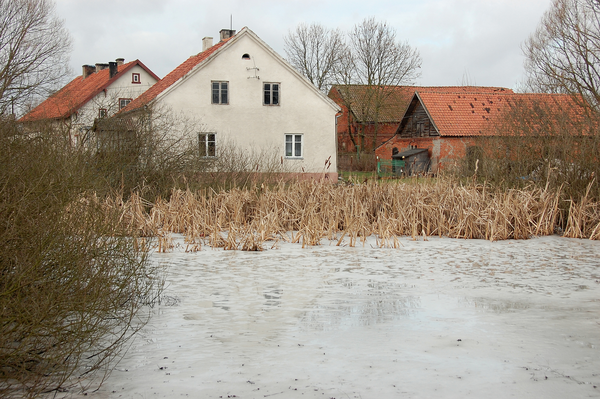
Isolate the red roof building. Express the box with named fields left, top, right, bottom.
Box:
left=376, top=90, right=586, bottom=174
left=329, top=85, right=513, bottom=153
left=19, top=59, right=159, bottom=143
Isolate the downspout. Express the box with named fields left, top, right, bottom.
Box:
left=335, top=112, right=342, bottom=175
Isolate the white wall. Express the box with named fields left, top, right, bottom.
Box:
left=159, top=33, right=338, bottom=174
left=72, top=64, right=158, bottom=141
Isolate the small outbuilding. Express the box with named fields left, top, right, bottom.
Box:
left=392, top=148, right=430, bottom=176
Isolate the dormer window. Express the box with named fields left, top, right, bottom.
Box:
left=242, top=54, right=251, bottom=60
left=132, top=73, right=140, bottom=84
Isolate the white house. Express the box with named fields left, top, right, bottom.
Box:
left=19, top=59, right=159, bottom=145
left=123, top=28, right=340, bottom=179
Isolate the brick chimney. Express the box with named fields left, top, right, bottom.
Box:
left=115, top=58, right=124, bottom=66
left=202, top=37, right=213, bottom=52
left=82, top=65, right=95, bottom=79
left=95, top=63, right=109, bottom=72
left=219, top=29, right=235, bottom=41
left=109, top=61, right=118, bottom=78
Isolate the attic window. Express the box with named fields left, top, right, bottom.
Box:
left=242, top=53, right=251, bottom=60
left=132, top=73, right=140, bottom=84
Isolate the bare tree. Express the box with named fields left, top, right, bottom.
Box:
left=338, top=17, right=422, bottom=152
left=523, top=0, right=600, bottom=111
left=284, top=23, right=346, bottom=92
left=0, top=0, right=72, bottom=116
left=349, top=17, right=421, bottom=87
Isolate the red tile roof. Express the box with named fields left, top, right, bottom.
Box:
left=329, top=85, right=513, bottom=123
left=19, top=60, right=159, bottom=122
left=122, top=38, right=232, bottom=112
left=415, top=91, right=585, bottom=137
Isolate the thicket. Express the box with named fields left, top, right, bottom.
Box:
left=0, top=119, right=163, bottom=397
left=457, top=98, right=600, bottom=203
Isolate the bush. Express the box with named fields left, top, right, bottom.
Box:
left=0, top=118, right=162, bottom=397
left=457, top=97, right=600, bottom=202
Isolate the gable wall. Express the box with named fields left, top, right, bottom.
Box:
left=159, top=34, right=338, bottom=175
left=398, top=100, right=437, bottom=138
left=73, top=65, right=158, bottom=143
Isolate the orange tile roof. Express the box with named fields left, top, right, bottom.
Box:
left=414, top=91, right=585, bottom=137
left=122, top=38, right=232, bottom=112
left=19, top=60, right=159, bottom=122
left=330, top=85, right=513, bottom=123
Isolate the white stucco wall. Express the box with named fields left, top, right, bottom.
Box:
left=158, top=33, right=339, bottom=174
left=72, top=65, right=158, bottom=140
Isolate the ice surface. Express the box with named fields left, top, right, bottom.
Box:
left=71, top=236, right=600, bottom=398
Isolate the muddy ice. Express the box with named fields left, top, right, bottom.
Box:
left=84, top=236, right=599, bottom=398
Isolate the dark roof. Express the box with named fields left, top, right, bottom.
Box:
left=392, top=148, right=429, bottom=159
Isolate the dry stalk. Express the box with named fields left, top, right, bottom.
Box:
left=108, top=178, right=600, bottom=249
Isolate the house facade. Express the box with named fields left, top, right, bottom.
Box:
left=123, top=28, right=340, bottom=179
left=19, top=59, right=159, bottom=145
left=376, top=90, right=584, bottom=174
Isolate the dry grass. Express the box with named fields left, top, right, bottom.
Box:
left=107, top=179, right=600, bottom=251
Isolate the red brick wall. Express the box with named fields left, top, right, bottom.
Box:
left=330, top=87, right=400, bottom=153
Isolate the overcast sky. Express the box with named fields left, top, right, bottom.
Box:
left=54, top=0, right=552, bottom=90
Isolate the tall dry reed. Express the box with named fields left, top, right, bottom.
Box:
left=107, top=179, right=600, bottom=251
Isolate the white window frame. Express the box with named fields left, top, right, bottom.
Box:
left=211, top=81, right=228, bottom=104
left=119, top=98, right=132, bottom=110
left=199, top=132, right=217, bottom=157
left=264, top=82, right=280, bottom=106
left=284, top=134, right=303, bottom=158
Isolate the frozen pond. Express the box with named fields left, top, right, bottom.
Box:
left=82, top=236, right=599, bottom=398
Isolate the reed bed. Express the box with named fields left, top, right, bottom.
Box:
left=106, top=179, right=600, bottom=251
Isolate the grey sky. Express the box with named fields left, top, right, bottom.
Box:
left=55, top=0, right=552, bottom=90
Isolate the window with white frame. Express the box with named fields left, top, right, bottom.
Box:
left=212, top=81, right=228, bottom=104
left=119, top=98, right=132, bottom=110
left=264, top=83, right=280, bottom=105
left=132, top=73, right=141, bottom=84
left=199, top=133, right=216, bottom=157
left=285, top=134, right=302, bottom=158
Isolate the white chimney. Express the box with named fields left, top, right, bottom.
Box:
left=202, top=37, right=213, bottom=52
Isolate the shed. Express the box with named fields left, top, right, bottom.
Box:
left=392, top=148, right=430, bottom=176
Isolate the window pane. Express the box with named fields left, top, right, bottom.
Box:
left=212, top=87, right=219, bottom=104
left=199, top=134, right=206, bottom=156
left=221, top=83, right=228, bottom=104
left=295, top=142, right=301, bottom=157
left=272, top=86, right=279, bottom=105
left=208, top=142, right=216, bottom=157
left=286, top=142, right=292, bottom=157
